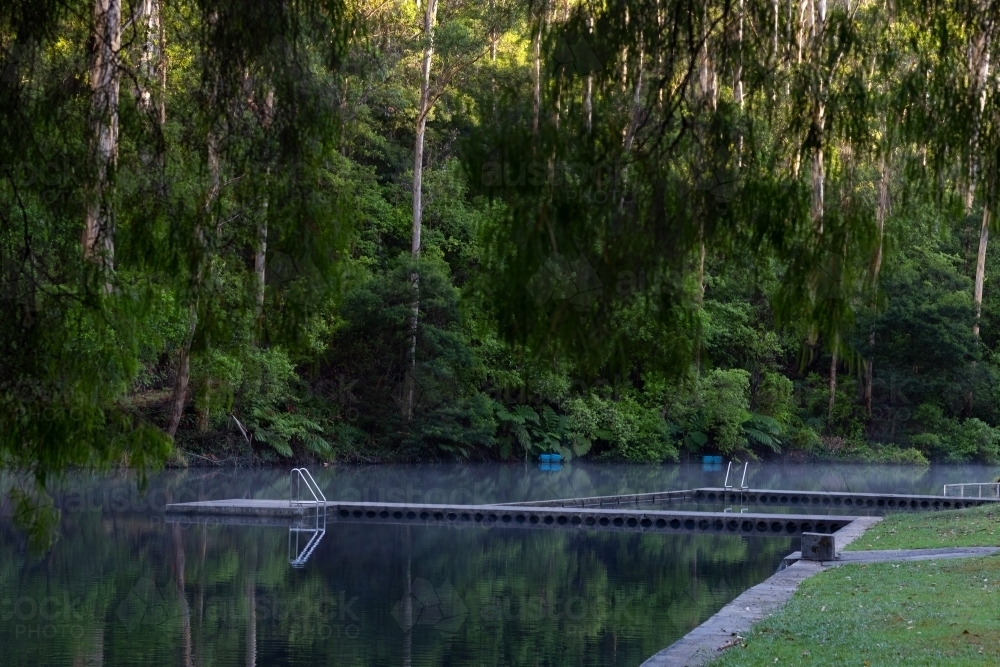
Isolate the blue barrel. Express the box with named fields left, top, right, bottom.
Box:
left=702, top=455, right=723, bottom=471
left=539, top=453, right=552, bottom=462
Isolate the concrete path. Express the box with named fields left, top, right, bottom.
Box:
left=826, top=546, right=1000, bottom=565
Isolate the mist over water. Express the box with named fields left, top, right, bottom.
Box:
left=1, top=463, right=995, bottom=666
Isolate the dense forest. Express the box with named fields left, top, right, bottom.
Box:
left=7, top=0, right=1000, bottom=483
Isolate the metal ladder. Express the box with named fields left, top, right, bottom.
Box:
left=288, top=468, right=326, bottom=568
left=723, top=461, right=749, bottom=513
left=290, top=467, right=327, bottom=506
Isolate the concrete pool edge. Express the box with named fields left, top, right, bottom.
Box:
left=165, top=499, right=859, bottom=536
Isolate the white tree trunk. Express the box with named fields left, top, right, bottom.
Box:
left=697, top=6, right=716, bottom=111
left=969, top=20, right=991, bottom=338
left=532, top=21, right=541, bottom=134
left=83, top=0, right=121, bottom=277
left=737, top=0, right=745, bottom=109
left=584, top=15, right=593, bottom=133
left=255, top=90, right=274, bottom=328
left=810, top=0, right=825, bottom=232
left=737, top=0, right=745, bottom=166
left=623, top=49, right=644, bottom=152
left=772, top=0, right=779, bottom=58
left=974, top=208, right=990, bottom=339
left=137, top=0, right=162, bottom=115
left=406, top=0, right=438, bottom=419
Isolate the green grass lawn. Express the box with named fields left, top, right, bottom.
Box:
left=845, top=504, right=1000, bottom=551
left=711, top=556, right=1000, bottom=666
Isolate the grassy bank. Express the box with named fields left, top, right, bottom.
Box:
left=710, top=506, right=1000, bottom=666
left=712, top=556, right=1000, bottom=666
left=845, top=504, right=1000, bottom=551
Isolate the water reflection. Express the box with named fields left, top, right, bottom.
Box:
left=288, top=511, right=326, bottom=568
left=2, top=463, right=999, bottom=667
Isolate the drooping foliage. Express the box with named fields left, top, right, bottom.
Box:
left=8, top=0, right=1000, bottom=506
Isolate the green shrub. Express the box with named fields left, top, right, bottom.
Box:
left=562, top=393, right=677, bottom=463
left=910, top=404, right=1000, bottom=463
left=787, top=425, right=822, bottom=453
left=754, top=372, right=795, bottom=424
left=953, top=418, right=1000, bottom=465
left=237, top=347, right=331, bottom=459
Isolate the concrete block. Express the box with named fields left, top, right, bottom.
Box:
left=800, top=532, right=836, bottom=560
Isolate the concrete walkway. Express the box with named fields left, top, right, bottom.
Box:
left=825, top=546, right=1000, bottom=564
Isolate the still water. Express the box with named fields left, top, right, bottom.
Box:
left=1, top=463, right=997, bottom=666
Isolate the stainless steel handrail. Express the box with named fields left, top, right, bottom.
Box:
left=943, top=482, right=1000, bottom=498
left=290, top=467, right=327, bottom=506
left=288, top=467, right=326, bottom=567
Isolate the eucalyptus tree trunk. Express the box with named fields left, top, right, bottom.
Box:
left=771, top=0, right=778, bottom=58
left=254, top=221, right=268, bottom=321
left=737, top=0, right=745, bottom=166
left=807, top=0, right=837, bottom=418
left=405, top=0, right=438, bottom=420
left=621, top=7, right=629, bottom=92
left=584, top=15, right=593, bottom=133
left=83, top=0, right=121, bottom=278
left=864, top=151, right=888, bottom=416
left=693, top=9, right=715, bottom=376
left=622, top=48, right=644, bottom=152
left=137, top=0, right=163, bottom=120
left=532, top=11, right=541, bottom=134
left=969, top=22, right=991, bottom=339
left=697, top=6, right=716, bottom=112
left=974, top=208, right=990, bottom=339
left=810, top=0, right=827, bottom=204
left=796, top=0, right=807, bottom=63
left=255, top=90, right=274, bottom=329
left=167, top=315, right=195, bottom=438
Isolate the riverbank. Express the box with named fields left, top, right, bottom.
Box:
left=709, top=505, right=1000, bottom=666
